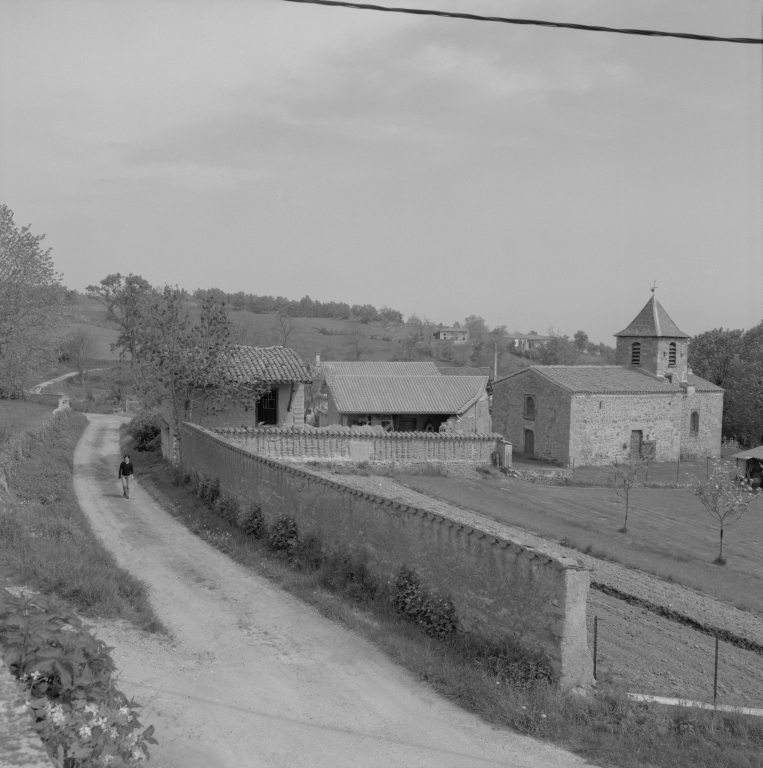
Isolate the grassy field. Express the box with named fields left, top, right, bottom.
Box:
left=126, top=440, right=763, bottom=768
left=398, top=474, right=763, bottom=615
left=0, top=399, right=53, bottom=442
left=0, top=411, right=162, bottom=632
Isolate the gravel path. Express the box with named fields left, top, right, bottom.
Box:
left=73, top=414, right=590, bottom=768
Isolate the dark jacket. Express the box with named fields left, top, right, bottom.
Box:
left=119, top=461, right=134, bottom=478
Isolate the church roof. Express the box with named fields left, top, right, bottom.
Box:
left=494, top=366, right=722, bottom=395
left=614, top=295, right=689, bottom=338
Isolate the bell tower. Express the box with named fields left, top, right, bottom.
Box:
left=614, top=292, right=689, bottom=381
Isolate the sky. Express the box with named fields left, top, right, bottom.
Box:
left=1, top=0, right=762, bottom=344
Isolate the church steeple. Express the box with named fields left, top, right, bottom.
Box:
left=614, top=295, right=689, bottom=380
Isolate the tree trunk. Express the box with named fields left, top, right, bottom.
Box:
left=719, top=526, right=724, bottom=561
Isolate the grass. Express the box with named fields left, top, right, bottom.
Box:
left=126, top=441, right=763, bottom=768
left=398, top=473, right=763, bottom=615
left=0, top=411, right=163, bottom=632
left=0, top=399, right=53, bottom=443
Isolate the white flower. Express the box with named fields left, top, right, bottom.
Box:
left=103, top=756, right=115, bottom=765
left=541, top=714, right=547, bottom=719
left=78, top=725, right=92, bottom=739
left=131, top=747, right=146, bottom=761
left=84, top=703, right=98, bottom=715
left=119, top=706, right=130, bottom=716
left=109, top=727, right=119, bottom=740
left=29, top=670, right=41, bottom=681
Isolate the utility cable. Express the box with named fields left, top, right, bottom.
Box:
left=281, top=0, right=763, bottom=45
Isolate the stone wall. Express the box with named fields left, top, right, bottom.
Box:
left=570, top=392, right=680, bottom=465
left=680, top=390, right=723, bottom=458
left=212, top=425, right=507, bottom=466
left=615, top=337, right=689, bottom=379
left=180, top=423, right=593, bottom=690
left=491, top=370, right=572, bottom=462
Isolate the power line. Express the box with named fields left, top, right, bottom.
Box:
left=281, top=0, right=763, bottom=45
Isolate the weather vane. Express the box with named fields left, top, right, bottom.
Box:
left=651, top=281, right=657, bottom=294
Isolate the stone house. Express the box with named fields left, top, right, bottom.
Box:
left=320, top=374, right=492, bottom=433
left=491, top=296, right=723, bottom=466
left=432, top=327, right=469, bottom=343
left=160, top=346, right=312, bottom=460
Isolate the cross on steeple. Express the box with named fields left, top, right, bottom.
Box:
left=651, top=281, right=658, bottom=294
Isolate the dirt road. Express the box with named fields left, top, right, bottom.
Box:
left=72, top=414, right=588, bottom=768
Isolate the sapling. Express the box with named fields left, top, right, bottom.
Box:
left=690, top=460, right=760, bottom=564
left=609, top=455, right=651, bottom=532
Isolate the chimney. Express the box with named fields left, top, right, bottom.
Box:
left=315, top=352, right=320, bottom=364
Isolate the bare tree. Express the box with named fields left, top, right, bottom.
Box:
left=346, top=318, right=364, bottom=361
left=271, top=311, right=294, bottom=346
left=230, top=312, right=263, bottom=347
left=609, top=455, right=652, bottom=532
left=65, top=327, right=97, bottom=383
left=690, top=460, right=760, bottom=564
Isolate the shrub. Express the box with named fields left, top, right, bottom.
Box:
left=267, top=515, right=299, bottom=558
left=0, top=590, right=156, bottom=766
left=238, top=503, right=266, bottom=539
left=197, top=476, right=220, bottom=505
left=214, top=494, right=240, bottom=526
left=319, top=554, right=378, bottom=602
left=129, top=407, right=162, bottom=452
left=393, top=566, right=458, bottom=640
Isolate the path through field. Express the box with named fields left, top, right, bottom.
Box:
left=72, top=414, right=588, bottom=768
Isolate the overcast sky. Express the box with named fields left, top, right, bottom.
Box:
left=1, top=0, right=762, bottom=343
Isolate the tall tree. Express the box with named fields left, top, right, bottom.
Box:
left=538, top=328, right=579, bottom=365
left=688, top=328, right=743, bottom=386
left=136, top=288, right=264, bottom=459
left=573, top=330, right=589, bottom=353
left=86, top=273, right=152, bottom=366
left=0, top=205, right=63, bottom=396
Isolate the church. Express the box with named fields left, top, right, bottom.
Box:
left=491, top=295, right=723, bottom=466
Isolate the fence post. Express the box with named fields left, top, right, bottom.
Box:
left=593, top=615, right=598, bottom=681
left=706, top=456, right=710, bottom=482
left=713, top=636, right=719, bottom=705
left=676, top=456, right=680, bottom=483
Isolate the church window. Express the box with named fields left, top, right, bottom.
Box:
left=669, top=342, right=677, bottom=367
left=631, top=342, right=641, bottom=366
left=690, top=411, right=699, bottom=437
left=524, top=395, right=536, bottom=420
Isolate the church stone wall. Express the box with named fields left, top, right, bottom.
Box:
left=615, top=337, right=688, bottom=379
left=680, top=391, right=723, bottom=459
left=569, top=393, right=681, bottom=466
left=492, top=371, right=571, bottom=462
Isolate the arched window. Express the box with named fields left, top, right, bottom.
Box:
left=669, top=342, right=677, bottom=367
left=690, top=411, right=699, bottom=436
left=524, top=395, right=536, bottom=420
left=631, top=342, right=641, bottom=366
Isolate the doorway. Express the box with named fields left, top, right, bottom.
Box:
left=630, top=430, right=643, bottom=458
left=258, top=388, right=278, bottom=425
left=524, top=429, right=535, bottom=457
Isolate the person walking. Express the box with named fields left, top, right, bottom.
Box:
left=119, top=454, right=134, bottom=499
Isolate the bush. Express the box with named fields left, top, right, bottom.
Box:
left=393, top=566, right=458, bottom=640
left=129, top=407, right=162, bottom=452
left=214, top=494, right=240, bottom=526
left=267, top=515, right=299, bottom=558
left=319, top=554, right=378, bottom=602
left=238, top=503, right=266, bottom=538
left=0, top=590, right=156, bottom=766
left=197, top=476, right=220, bottom=505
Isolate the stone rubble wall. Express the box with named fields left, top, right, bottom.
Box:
left=180, top=422, right=593, bottom=690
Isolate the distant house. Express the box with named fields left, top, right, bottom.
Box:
left=492, top=296, right=723, bottom=466
left=320, top=374, right=491, bottom=433
left=504, top=334, right=552, bottom=351
left=160, top=346, right=312, bottom=461
left=432, top=327, right=469, bottom=344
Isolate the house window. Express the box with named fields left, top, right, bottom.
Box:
left=631, top=342, right=641, bottom=366
left=690, top=411, right=699, bottom=437
left=524, top=395, right=536, bottom=420
left=669, top=342, right=677, bottom=367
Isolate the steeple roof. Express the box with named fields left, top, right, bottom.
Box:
left=614, top=295, right=689, bottom=338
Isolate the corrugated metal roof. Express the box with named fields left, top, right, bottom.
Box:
left=316, top=361, right=441, bottom=377
left=223, top=346, right=312, bottom=383
left=439, top=366, right=491, bottom=378
left=615, top=296, right=689, bottom=338
left=326, top=375, right=488, bottom=414
left=495, top=366, right=721, bottom=394
left=732, top=446, right=763, bottom=460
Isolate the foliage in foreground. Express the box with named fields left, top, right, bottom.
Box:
left=0, top=590, right=156, bottom=767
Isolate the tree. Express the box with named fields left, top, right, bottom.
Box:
left=397, top=314, right=435, bottom=361
left=0, top=205, right=64, bottom=396
left=86, top=274, right=153, bottom=366
left=464, top=315, right=488, bottom=341
left=574, top=330, right=589, bottom=353
left=271, top=311, right=294, bottom=346
left=538, top=328, right=579, bottom=365
left=346, top=318, right=364, bottom=361
left=688, top=328, right=743, bottom=387
left=136, top=289, right=265, bottom=459
left=690, top=460, right=760, bottom=564
left=64, top=327, right=97, bottom=383
left=609, top=455, right=651, bottom=532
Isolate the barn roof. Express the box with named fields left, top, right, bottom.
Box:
left=325, top=375, right=488, bottom=414
left=439, top=366, right=492, bottom=379
left=223, top=346, right=312, bottom=383
left=316, top=361, right=440, bottom=377
left=494, top=366, right=722, bottom=395
left=732, top=446, right=763, bottom=460
left=615, top=295, right=689, bottom=338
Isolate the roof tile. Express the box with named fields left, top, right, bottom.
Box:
left=223, top=346, right=312, bottom=383
left=615, top=296, right=689, bottom=338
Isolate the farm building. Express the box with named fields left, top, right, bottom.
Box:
left=160, top=346, right=312, bottom=460
left=492, top=295, right=723, bottom=466
left=432, top=327, right=469, bottom=343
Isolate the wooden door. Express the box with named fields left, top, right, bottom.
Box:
left=524, top=429, right=535, bottom=457
left=630, top=430, right=643, bottom=457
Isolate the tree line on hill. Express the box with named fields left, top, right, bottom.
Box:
left=192, top=287, right=404, bottom=325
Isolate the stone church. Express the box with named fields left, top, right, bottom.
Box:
left=492, top=295, right=723, bottom=466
